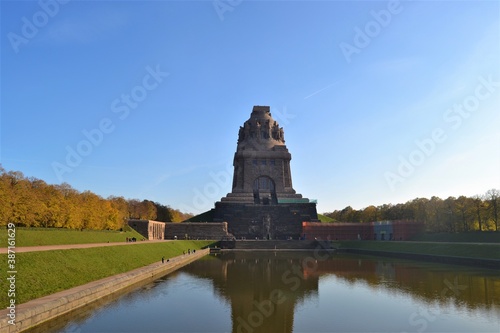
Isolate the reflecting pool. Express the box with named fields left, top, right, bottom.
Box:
left=30, top=252, right=500, bottom=333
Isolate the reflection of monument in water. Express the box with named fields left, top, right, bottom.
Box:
left=182, top=252, right=319, bottom=333
left=213, top=106, right=318, bottom=239
left=182, top=253, right=500, bottom=333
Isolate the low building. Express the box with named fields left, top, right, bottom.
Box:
left=301, top=220, right=423, bottom=241
left=127, top=219, right=165, bottom=240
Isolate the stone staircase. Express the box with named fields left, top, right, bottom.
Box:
left=222, top=240, right=320, bottom=250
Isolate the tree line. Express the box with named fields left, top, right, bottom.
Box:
left=0, top=166, right=193, bottom=230
left=324, top=189, right=500, bottom=232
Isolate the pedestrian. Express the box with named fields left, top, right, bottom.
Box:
left=162, top=256, right=164, bottom=263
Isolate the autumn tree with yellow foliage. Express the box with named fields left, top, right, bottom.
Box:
left=0, top=166, right=193, bottom=229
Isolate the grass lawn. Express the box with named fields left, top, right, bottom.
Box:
left=317, top=214, right=335, bottom=222
left=334, top=241, right=500, bottom=260
left=184, top=209, right=214, bottom=222
left=410, top=231, right=500, bottom=243
left=0, top=227, right=144, bottom=247
left=0, top=240, right=214, bottom=307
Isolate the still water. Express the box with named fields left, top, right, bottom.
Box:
left=33, top=252, right=499, bottom=333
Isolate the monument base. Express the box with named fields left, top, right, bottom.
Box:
left=213, top=202, right=318, bottom=240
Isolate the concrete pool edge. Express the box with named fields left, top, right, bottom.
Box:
left=0, top=248, right=209, bottom=333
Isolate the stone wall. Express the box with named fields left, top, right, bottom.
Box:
left=164, top=222, right=229, bottom=240
left=301, top=220, right=424, bottom=241
left=220, top=240, right=322, bottom=250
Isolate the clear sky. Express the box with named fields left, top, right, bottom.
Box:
left=1, top=0, right=499, bottom=215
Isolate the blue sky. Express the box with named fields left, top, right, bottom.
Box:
left=1, top=0, right=499, bottom=215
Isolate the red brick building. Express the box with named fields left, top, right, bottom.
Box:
left=302, top=220, right=423, bottom=241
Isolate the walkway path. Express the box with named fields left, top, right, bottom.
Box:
left=0, top=239, right=170, bottom=254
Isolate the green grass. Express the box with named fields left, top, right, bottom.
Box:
left=0, top=227, right=144, bottom=247
left=0, top=240, right=214, bottom=307
left=333, top=241, right=500, bottom=260
left=410, top=231, right=500, bottom=243
left=317, top=214, right=335, bottom=222
left=184, top=209, right=214, bottom=222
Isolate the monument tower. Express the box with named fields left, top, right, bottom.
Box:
left=214, top=106, right=318, bottom=239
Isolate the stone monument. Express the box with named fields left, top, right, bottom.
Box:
left=213, top=106, right=318, bottom=239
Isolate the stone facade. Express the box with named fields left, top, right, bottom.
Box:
left=128, top=220, right=229, bottom=240
left=127, top=220, right=165, bottom=240
left=164, top=222, right=229, bottom=240
left=214, top=106, right=318, bottom=239
left=214, top=202, right=317, bottom=240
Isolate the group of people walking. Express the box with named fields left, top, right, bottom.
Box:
left=183, top=249, right=195, bottom=255
left=161, top=248, right=196, bottom=263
